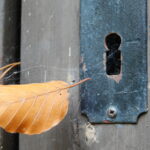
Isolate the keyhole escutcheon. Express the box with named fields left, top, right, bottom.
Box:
left=105, top=33, right=121, bottom=75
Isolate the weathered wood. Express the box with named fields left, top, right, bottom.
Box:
left=0, top=0, right=21, bottom=149
left=20, top=0, right=80, bottom=149
left=20, top=0, right=150, bottom=150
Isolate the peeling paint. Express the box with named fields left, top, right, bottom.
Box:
left=84, top=123, right=99, bottom=145
left=82, top=63, right=87, bottom=72
left=107, top=72, right=122, bottom=83
left=103, top=120, right=112, bottom=124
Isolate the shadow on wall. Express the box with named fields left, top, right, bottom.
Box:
left=1, top=0, right=21, bottom=150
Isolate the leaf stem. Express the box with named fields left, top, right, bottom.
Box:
left=64, top=78, right=91, bottom=89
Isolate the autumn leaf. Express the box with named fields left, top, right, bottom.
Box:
left=0, top=66, right=90, bottom=135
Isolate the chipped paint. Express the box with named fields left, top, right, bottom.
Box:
left=103, top=120, right=112, bottom=124
left=82, top=63, right=87, bottom=72
left=84, top=123, right=99, bottom=145
left=107, top=72, right=122, bottom=83
left=80, top=0, right=147, bottom=123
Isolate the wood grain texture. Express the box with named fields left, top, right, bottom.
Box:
left=20, top=0, right=150, bottom=150
left=20, top=0, right=80, bottom=149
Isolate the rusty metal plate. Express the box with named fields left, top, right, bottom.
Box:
left=80, top=0, right=148, bottom=123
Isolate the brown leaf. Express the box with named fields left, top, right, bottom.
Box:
left=0, top=78, right=90, bottom=135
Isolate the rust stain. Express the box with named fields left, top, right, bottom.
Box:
left=107, top=71, right=122, bottom=83
left=103, top=120, right=112, bottom=124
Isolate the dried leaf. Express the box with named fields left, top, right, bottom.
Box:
left=0, top=78, right=90, bottom=135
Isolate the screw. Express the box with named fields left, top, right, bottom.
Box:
left=107, top=106, right=117, bottom=118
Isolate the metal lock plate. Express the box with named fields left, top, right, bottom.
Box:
left=80, top=0, right=148, bottom=123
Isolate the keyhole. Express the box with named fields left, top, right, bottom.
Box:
left=105, top=33, right=121, bottom=75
